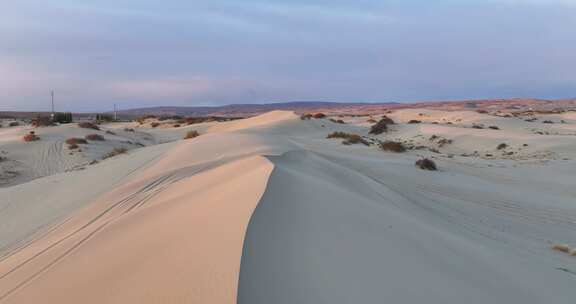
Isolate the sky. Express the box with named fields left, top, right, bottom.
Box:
left=1, top=0, right=575, bottom=112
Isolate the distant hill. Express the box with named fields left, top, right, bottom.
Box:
left=115, top=101, right=400, bottom=117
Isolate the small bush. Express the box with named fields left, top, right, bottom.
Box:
left=407, top=120, right=421, bottom=124
left=66, top=138, right=88, bottom=145
left=104, top=147, right=127, bottom=159
left=369, top=119, right=391, bottom=135
left=23, top=131, right=40, bottom=142
left=68, top=143, right=79, bottom=150
left=326, top=132, right=368, bottom=145
left=8, top=121, right=19, bottom=127
left=184, top=130, right=200, bottom=139
left=366, top=118, right=377, bottom=123
left=471, top=124, right=484, bottom=129
left=78, top=122, right=100, bottom=130
left=150, top=122, right=160, bottom=128
left=173, top=124, right=181, bottom=128
left=106, top=130, right=116, bottom=135
left=416, top=158, right=437, bottom=171
left=476, top=109, right=488, bottom=114
left=379, top=141, right=406, bottom=153
left=497, top=143, right=507, bottom=150
left=329, top=119, right=345, bottom=124
left=124, top=128, right=135, bottom=132
left=488, top=126, right=500, bottom=130
left=85, top=134, right=105, bottom=141
left=300, top=113, right=313, bottom=120
left=542, top=120, right=554, bottom=124
left=312, top=113, right=326, bottom=119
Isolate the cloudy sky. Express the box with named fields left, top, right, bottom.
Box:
left=1, top=0, right=575, bottom=112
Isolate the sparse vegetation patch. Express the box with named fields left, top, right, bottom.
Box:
left=78, top=122, right=100, bottom=130
left=85, top=134, right=105, bottom=141
left=379, top=141, right=406, bottom=153
left=184, top=130, right=200, bottom=139
left=415, top=158, right=437, bottom=171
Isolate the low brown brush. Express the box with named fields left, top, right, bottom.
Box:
left=184, top=130, right=200, bottom=139
left=105, top=130, right=116, bottom=135
left=488, top=126, right=500, bottom=130
left=497, top=143, right=507, bottom=150
left=379, top=141, right=406, bottom=152
left=23, top=131, right=40, bottom=142
left=66, top=137, right=88, bottom=145
left=8, top=122, right=19, bottom=127
left=68, top=143, right=79, bottom=150
left=407, top=120, right=421, bottom=124
left=369, top=119, right=390, bottom=135
left=150, top=122, right=160, bottom=128
left=552, top=244, right=572, bottom=254
left=85, top=134, right=105, bottom=141
left=415, top=158, right=437, bottom=171
left=312, top=113, right=326, bottom=119
left=326, top=132, right=369, bottom=145
left=78, top=122, right=100, bottom=130
left=104, top=147, right=127, bottom=159
left=124, top=128, right=135, bottom=132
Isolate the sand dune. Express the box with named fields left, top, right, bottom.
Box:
left=1, top=110, right=576, bottom=303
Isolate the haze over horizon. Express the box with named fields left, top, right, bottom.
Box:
left=2, top=0, right=575, bottom=112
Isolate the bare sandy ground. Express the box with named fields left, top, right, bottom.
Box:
left=1, top=110, right=576, bottom=303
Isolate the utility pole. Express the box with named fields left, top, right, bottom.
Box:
left=50, top=90, right=55, bottom=121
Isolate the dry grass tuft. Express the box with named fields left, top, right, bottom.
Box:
left=312, top=113, right=326, bottom=119
left=326, top=132, right=369, bottom=146
left=379, top=141, right=406, bottom=153
left=150, top=122, right=160, bottom=128
left=416, top=158, right=437, bottom=171
left=23, top=132, right=40, bottom=142
left=369, top=119, right=390, bottom=135
left=66, top=137, right=88, bottom=145
left=85, top=134, right=105, bottom=141
left=407, top=120, right=421, bottom=124
left=552, top=244, right=572, bottom=254
left=68, top=143, right=79, bottom=150
left=184, top=130, right=200, bottom=139
left=104, top=147, right=127, bottom=159
left=497, top=143, right=508, bottom=150
left=8, top=122, right=19, bottom=127
left=78, top=122, right=100, bottom=130
left=124, top=128, right=135, bottom=132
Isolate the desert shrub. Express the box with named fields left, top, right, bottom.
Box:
left=8, top=121, right=19, bottom=127
left=66, top=137, right=88, bottom=145
left=380, top=116, right=395, bottom=124
left=437, top=138, right=453, bottom=147
left=369, top=118, right=391, bottom=135
left=105, top=130, right=116, bottom=135
left=379, top=141, right=406, bottom=153
left=54, top=112, right=73, bottom=123
left=104, top=147, right=127, bottom=159
left=68, top=143, right=79, bottom=150
left=488, top=126, right=500, bottom=130
left=497, top=143, right=508, bottom=150
left=150, top=122, right=160, bottom=128
left=184, top=130, right=200, bottom=139
left=343, top=134, right=369, bottom=146
left=329, top=119, right=345, bottom=124
left=124, top=128, right=135, bottom=132
left=552, top=244, right=572, bottom=254
left=312, top=113, right=326, bottom=119
left=471, top=124, right=484, bottom=129
left=173, top=124, right=181, bottom=128
left=476, top=109, right=488, bottom=114
left=407, top=120, right=421, bottom=124
left=23, top=131, right=40, bottom=142
left=326, top=132, right=368, bottom=145
left=78, top=122, right=100, bottom=130
left=85, top=134, right=105, bottom=141
left=415, top=158, right=437, bottom=171
left=366, top=118, right=377, bottom=123
left=32, top=116, right=54, bottom=127
left=542, top=120, right=554, bottom=124
left=300, top=113, right=313, bottom=120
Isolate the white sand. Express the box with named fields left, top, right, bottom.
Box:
left=1, top=110, right=576, bottom=303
